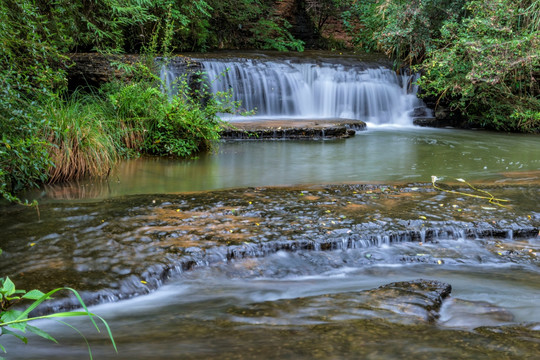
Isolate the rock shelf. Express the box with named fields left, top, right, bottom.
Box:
left=220, top=119, right=366, bottom=140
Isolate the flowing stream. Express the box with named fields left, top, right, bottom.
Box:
left=1, top=52, right=539, bottom=359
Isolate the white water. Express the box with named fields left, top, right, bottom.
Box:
left=162, top=58, right=428, bottom=126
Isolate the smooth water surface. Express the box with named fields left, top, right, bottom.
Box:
left=26, top=128, right=540, bottom=201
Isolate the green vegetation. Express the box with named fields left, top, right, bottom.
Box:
left=336, top=0, right=539, bottom=132
left=1, top=0, right=538, bottom=204
left=0, top=0, right=245, bottom=203
left=417, top=0, right=540, bottom=132
left=0, top=249, right=116, bottom=359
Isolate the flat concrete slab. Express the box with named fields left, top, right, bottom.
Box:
left=220, top=119, right=366, bottom=140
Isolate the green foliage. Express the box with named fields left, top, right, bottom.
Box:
left=377, top=0, right=466, bottom=67
left=340, top=0, right=384, bottom=52
left=41, top=95, right=121, bottom=183
left=338, top=0, right=466, bottom=67
left=250, top=19, right=305, bottom=52
left=306, top=0, right=341, bottom=32
left=0, top=0, right=69, bottom=203
left=0, top=274, right=116, bottom=359
left=417, top=0, right=540, bottom=132
left=337, top=0, right=539, bottom=132
left=207, top=0, right=304, bottom=51
left=0, top=0, right=239, bottom=202
left=0, top=137, right=52, bottom=204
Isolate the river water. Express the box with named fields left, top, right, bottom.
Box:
left=1, top=53, right=539, bottom=359
left=25, top=127, right=540, bottom=201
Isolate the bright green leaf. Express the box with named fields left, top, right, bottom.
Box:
left=22, top=290, right=47, bottom=300
left=1, top=277, right=16, bottom=297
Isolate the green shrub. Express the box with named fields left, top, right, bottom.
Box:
left=0, top=137, right=52, bottom=203
left=40, top=95, right=120, bottom=183
left=250, top=19, right=305, bottom=52
left=417, top=0, right=540, bottom=132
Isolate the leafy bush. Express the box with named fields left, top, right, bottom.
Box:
left=41, top=95, right=120, bottom=183
left=417, top=0, right=540, bottom=132
left=340, top=0, right=384, bottom=52
left=250, top=19, right=305, bottom=52
left=0, top=138, right=52, bottom=203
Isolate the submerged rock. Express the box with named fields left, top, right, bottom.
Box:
left=372, top=279, right=452, bottom=322
left=1, top=184, right=537, bottom=313
left=227, top=279, right=452, bottom=325
left=439, top=298, right=514, bottom=329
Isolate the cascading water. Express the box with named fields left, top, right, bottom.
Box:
left=161, top=55, right=429, bottom=126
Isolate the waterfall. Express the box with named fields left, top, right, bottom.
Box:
left=162, top=56, right=429, bottom=126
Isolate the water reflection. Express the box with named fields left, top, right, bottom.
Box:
left=23, top=128, right=540, bottom=202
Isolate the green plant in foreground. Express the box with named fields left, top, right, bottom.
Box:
left=0, top=251, right=116, bottom=359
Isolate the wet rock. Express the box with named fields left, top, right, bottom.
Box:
left=227, top=279, right=452, bottom=325
left=220, top=119, right=366, bottom=140
left=413, top=117, right=439, bottom=127
left=411, top=106, right=429, bottom=117
left=1, top=184, right=538, bottom=313
left=371, top=279, right=452, bottom=322
left=67, top=53, right=201, bottom=90
left=67, top=53, right=139, bottom=90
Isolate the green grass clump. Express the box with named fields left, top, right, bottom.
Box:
left=41, top=95, right=119, bottom=183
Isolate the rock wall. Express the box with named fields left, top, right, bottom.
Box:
left=67, top=53, right=138, bottom=90
left=67, top=53, right=201, bottom=90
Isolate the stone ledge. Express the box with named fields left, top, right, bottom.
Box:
left=220, top=119, right=366, bottom=140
